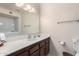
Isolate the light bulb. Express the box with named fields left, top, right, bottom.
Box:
left=23, top=4, right=32, bottom=11
left=29, top=8, right=36, bottom=13
left=26, top=5, right=32, bottom=10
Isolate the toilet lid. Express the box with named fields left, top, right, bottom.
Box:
left=74, top=39, right=79, bottom=52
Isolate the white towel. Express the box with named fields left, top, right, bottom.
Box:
left=0, top=33, right=6, bottom=42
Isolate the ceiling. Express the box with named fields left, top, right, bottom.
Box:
left=0, top=3, right=40, bottom=13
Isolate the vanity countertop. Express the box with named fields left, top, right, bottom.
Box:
left=0, top=34, right=50, bottom=56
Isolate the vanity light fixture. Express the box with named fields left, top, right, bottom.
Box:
left=23, top=4, right=32, bottom=11
left=23, top=7, right=28, bottom=11
left=15, top=3, right=36, bottom=13
left=28, top=8, right=36, bottom=13
left=26, top=4, right=32, bottom=10
left=15, top=3, right=24, bottom=7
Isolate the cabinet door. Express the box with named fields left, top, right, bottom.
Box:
left=7, top=47, right=29, bottom=56
left=29, top=43, right=39, bottom=54
left=40, top=46, right=46, bottom=56
left=18, top=51, right=29, bottom=56
left=30, top=50, right=40, bottom=56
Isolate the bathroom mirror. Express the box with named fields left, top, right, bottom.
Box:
left=0, top=3, right=40, bottom=34
left=20, top=3, right=40, bottom=34
left=0, top=13, right=19, bottom=33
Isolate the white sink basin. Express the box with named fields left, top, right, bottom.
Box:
left=6, top=35, right=29, bottom=42
left=6, top=34, right=41, bottom=42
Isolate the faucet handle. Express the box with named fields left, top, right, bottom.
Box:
left=1, top=40, right=6, bottom=43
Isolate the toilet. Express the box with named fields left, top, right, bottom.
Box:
left=73, top=37, right=79, bottom=56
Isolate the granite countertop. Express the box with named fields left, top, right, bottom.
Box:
left=0, top=34, right=50, bottom=56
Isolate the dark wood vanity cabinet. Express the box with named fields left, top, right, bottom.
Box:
left=7, top=37, right=50, bottom=56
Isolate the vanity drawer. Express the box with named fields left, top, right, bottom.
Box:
left=29, top=43, right=39, bottom=54
left=18, top=50, right=29, bottom=56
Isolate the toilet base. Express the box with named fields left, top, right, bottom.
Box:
left=63, top=52, right=73, bottom=56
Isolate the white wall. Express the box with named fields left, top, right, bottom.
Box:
left=40, top=3, right=79, bottom=56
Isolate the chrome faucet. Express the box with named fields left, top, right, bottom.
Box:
left=0, top=40, right=6, bottom=43
left=0, top=37, right=6, bottom=44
